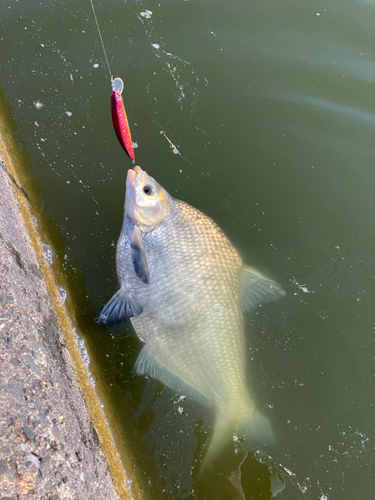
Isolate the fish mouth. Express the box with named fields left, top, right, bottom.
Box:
left=127, top=165, right=145, bottom=189
left=125, top=166, right=148, bottom=222
left=126, top=166, right=142, bottom=197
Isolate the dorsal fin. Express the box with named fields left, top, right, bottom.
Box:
left=241, top=266, right=286, bottom=313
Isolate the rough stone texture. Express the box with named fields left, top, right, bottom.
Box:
left=0, top=155, right=121, bottom=499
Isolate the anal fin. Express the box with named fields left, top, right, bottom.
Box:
left=98, top=288, right=142, bottom=326
left=134, top=345, right=212, bottom=407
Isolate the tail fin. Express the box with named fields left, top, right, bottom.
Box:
left=237, top=410, right=276, bottom=451
left=201, top=410, right=275, bottom=470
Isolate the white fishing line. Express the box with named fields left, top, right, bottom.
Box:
left=88, top=0, right=113, bottom=82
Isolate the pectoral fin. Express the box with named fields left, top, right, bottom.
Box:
left=241, top=265, right=286, bottom=313
left=133, top=345, right=212, bottom=407
left=98, top=288, right=142, bottom=326
left=130, top=227, right=150, bottom=284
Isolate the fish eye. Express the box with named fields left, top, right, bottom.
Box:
left=143, top=185, right=153, bottom=196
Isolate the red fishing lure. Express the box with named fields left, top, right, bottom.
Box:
left=111, top=77, right=135, bottom=163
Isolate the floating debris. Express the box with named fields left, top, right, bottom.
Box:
left=57, top=286, right=67, bottom=304
left=140, top=10, right=152, bottom=18
left=65, top=111, right=72, bottom=117
left=33, top=101, right=44, bottom=110
left=73, top=329, right=91, bottom=369
left=174, top=395, right=186, bottom=404
left=161, top=132, right=179, bottom=155
left=42, top=244, right=52, bottom=266
left=152, top=43, right=160, bottom=49
left=93, top=63, right=99, bottom=68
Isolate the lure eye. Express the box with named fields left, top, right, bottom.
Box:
left=143, top=185, right=153, bottom=195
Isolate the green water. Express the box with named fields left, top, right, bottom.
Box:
left=1, top=0, right=375, bottom=498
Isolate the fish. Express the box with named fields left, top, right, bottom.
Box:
left=111, top=77, right=135, bottom=162
left=99, top=165, right=286, bottom=462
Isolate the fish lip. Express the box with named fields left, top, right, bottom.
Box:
left=127, top=165, right=144, bottom=189
left=126, top=166, right=147, bottom=222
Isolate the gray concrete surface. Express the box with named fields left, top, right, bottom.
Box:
left=0, top=145, right=128, bottom=499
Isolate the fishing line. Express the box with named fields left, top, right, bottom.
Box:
left=88, top=0, right=196, bottom=168
left=88, top=0, right=113, bottom=82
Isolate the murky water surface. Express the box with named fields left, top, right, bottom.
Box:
left=1, top=0, right=375, bottom=498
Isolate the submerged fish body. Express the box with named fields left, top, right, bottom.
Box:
left=99, top=166, right=285, bottom=458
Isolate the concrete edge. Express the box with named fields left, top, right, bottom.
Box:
left=0, top=101, right=134, bottom=499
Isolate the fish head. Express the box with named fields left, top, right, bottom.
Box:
left=125, top=166, right=170, bottom=231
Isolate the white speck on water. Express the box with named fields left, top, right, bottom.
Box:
left=140, top=9, right=152, bottom=18
left=65, top=111, right=72, bottom=117
left=42, top=244, right=52, bottom=266
left=40, top=43, right=44, bottom=47
left=335, top=245, right=339, bottom=249
left=316, top=12, right=320, bottom=16
left=291, top=277, right=314, bottom=294
left=233, top=435, right=239, bottom=442
left=320, top=496, right=328, bottom=500
left=177, top=406, right=183, bottom=414
left=132, top=141, right=138, bottom=149
left=93, top=63, right=99, bottom=68
left=282, top=467, right=295, bottom=477
left=152, top=43, right=160, bottom=49
left=33, top=101, right=44, bottom=110
left=179, top=169, right=182, bottom=173
left=66, top=180, right=70, bottom=184
left=174, top=395, right=186, bottom=404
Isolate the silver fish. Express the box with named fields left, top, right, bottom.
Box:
left=99, top=165, right=285, bottom=460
